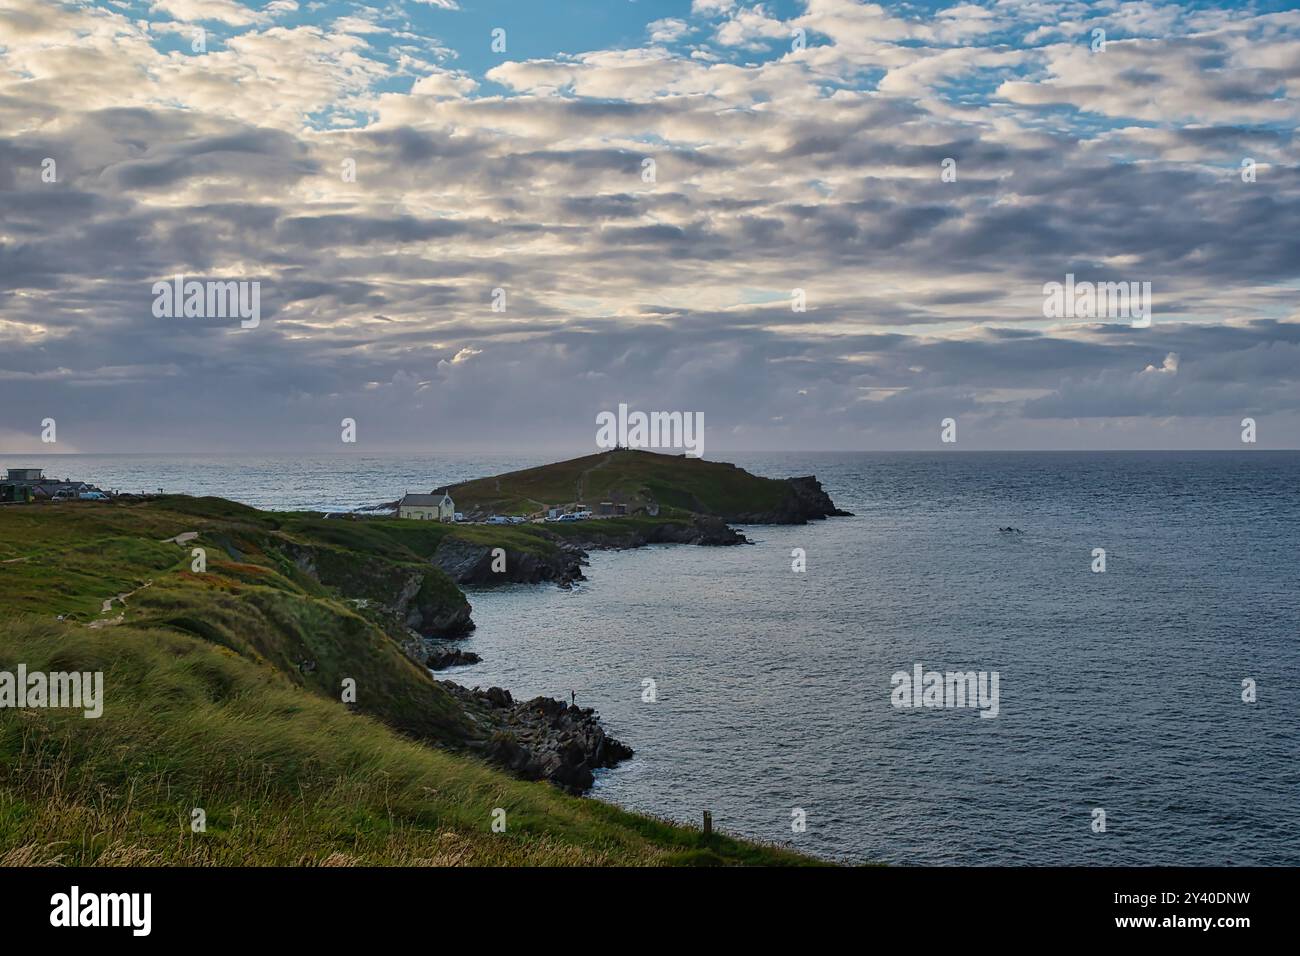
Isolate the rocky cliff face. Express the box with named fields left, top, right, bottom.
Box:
left=439, top=682, right=634, bottom=794
left=721, top=475, right=853, bottom=524
left=430, top=535, right=585, bottom=587
left=281, top=540, right=474, bottom=637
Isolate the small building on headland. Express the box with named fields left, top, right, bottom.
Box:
left=399, top=491, right=455, bottom=522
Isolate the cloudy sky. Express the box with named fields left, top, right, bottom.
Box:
left=1, top=0, right=1297, bottom=454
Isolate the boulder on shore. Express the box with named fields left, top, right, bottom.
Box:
left=425, top=647, right=482, bottom=670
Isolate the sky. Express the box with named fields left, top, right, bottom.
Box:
left=1, top=0, right=1298, bottom=455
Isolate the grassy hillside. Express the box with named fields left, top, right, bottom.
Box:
left=441, top=448, right=792, bottom=518
left=0, top=496, right=477, bottom=742
left=0, top=617, right=813, bottom=866
left=0, top=497, right=819, bottom=866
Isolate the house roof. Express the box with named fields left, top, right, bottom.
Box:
left=399, top=493, right=444, bottom=507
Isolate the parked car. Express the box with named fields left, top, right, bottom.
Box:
left=78, top=491, right=109, bottom=500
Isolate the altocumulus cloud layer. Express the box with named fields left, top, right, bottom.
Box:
left=1, top=0, right=1297, bottom=453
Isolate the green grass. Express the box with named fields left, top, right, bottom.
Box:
left=443, top=448, right=792, bottom=518
left=0, top=617, right=816, bottom=866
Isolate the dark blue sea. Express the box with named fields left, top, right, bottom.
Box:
left=9, top=450, right=1297, bottom=864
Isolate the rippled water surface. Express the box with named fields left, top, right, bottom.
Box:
left=12, top=450, right=1298, bottom=864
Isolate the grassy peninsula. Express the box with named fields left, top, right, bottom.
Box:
left=439, top=447, right=847, bottom=523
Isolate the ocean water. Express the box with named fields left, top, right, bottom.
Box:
left=9, top=450, right=1298, bottom=865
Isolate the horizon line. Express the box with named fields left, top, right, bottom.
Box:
left=3, top=448, right=1298, bottom=457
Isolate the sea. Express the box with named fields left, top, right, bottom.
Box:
left=8, top=450, right=1298, bottom=865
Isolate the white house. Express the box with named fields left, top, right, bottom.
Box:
left=398, top=491, right=455, bottom=522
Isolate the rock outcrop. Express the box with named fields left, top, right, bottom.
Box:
left=565, top=514, right=747, bottom=550
left=429, top=535, right=586, bottom=587
left=425, top=646, right=482, bottom=670
left=439, top=682, right=634, bottom=794
left=784, top=475, right=855, bottom=520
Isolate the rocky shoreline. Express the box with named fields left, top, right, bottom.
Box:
left=428, top=514, right=746, bottom=590
left=370, top=467, right=849, bottom=795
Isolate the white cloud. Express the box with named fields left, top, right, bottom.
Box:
left=648, top=18, right=690, bottom=44
left=148, top=0, right=263, bottom=27
left=1143, top=353, right=1180, bottom=375
left=410, top=69, right=478, bottom=98
left=716, top=6, right=788, bottom=48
